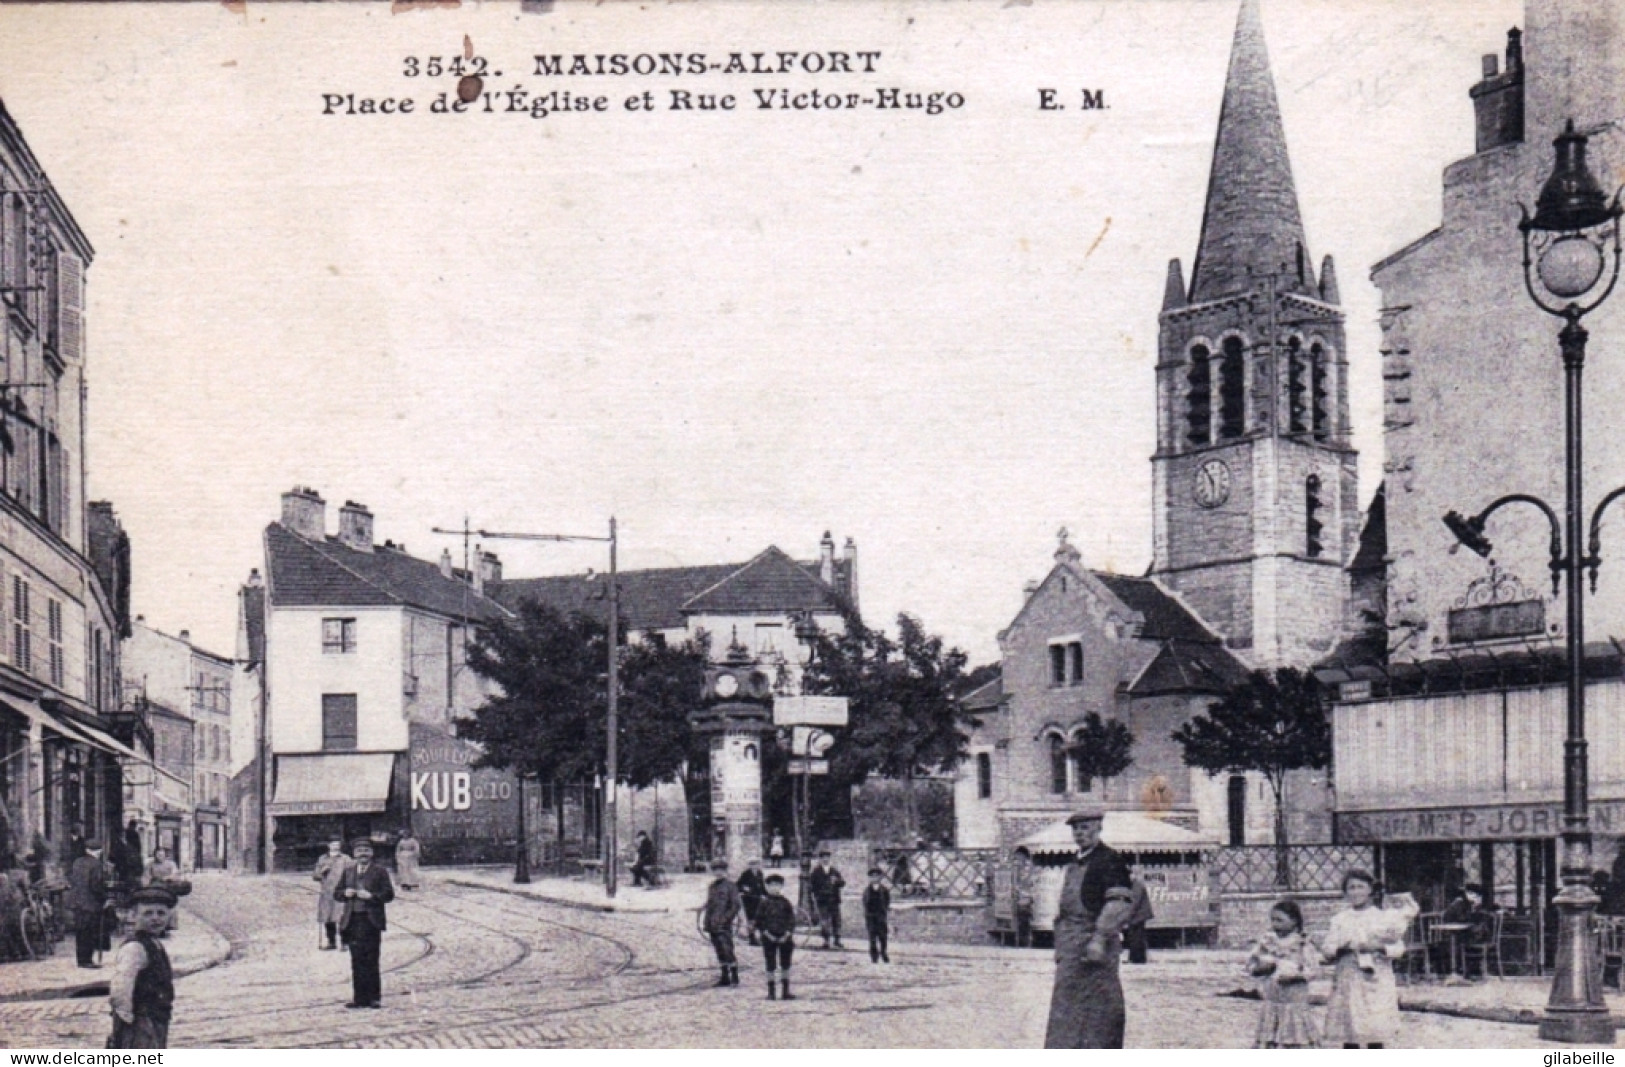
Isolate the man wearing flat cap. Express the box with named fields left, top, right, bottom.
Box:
left=1044, top=806, right=1135, bottom=1049
left=334, top=837, right=395, bottom=1009
left=108, top=885, right=177, bottom=1048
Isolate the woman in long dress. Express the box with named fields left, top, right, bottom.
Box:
left=1321, top=869, right=1418, bottom=1048
left=396, top=830, right=422, bottom=891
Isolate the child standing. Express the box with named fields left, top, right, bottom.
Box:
left=862, top=867, right=891, bottom=963
left=1322, top=870, right=1418, bottom=1049
left=1247, top=900, right=1318, bottom=1049
left=701, top=858, right=742, bottom=988
left=107, top=885, right=177, bottom=1048
left=755, top=873, right=798, bottom=1000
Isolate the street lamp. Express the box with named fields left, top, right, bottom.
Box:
left=1443, top=120, right=1623, bottom=1045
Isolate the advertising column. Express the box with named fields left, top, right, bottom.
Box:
left=710, top=731, right=763, bottom=869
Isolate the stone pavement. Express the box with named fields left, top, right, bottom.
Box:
left=0, top=878, right=233, bottom=1003
left=441, top=865, right=715, bottom=913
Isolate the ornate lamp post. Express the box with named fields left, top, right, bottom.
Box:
left=1443, top=120, right=1623, bottom=1044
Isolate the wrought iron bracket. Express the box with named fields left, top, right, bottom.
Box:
left=1444, top=493, right=1566, bottom=595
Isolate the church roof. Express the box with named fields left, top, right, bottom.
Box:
left=1188, top=0, right=1312, bottom=302
left=1093, top=573, right=1221, bottom=644
left=1127, top=638, right=1248, bottom=696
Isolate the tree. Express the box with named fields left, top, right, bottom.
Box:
left=801, top=608, right=974, bottom=841
left=1171, top=667, right=1331, bottom=883
left=1065, top=712, right=1135, bottom=793
left=459, top=599, right=708, bottom=802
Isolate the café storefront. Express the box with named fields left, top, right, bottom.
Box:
left=1330, top=664, right=1625, bottom=971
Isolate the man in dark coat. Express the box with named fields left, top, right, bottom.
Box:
left=334, top=838, right=395, bottom=1008
left=108, top=885, right=177, bottom=1048
left=631, top=831, right=657, bottom=888
left=1044, top=807, right=1135, bottom=1049
left=701, top=859, right=742, bottom=987
left=67, top=841, right=108, bottom=968
left=1123, top=878, right=1154, bottom=964
left=808, top=849, right=845, bottom=949
left=862, top=867, right=891, bottom=963
left=736, top=857, right=767, bottom=945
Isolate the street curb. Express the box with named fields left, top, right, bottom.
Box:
left=0, top=908, right=233, bottom=1005
left=443, top=875, right=677, bottom=915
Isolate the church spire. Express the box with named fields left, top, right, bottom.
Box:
left=1188, top=0, right=1310, bottom=302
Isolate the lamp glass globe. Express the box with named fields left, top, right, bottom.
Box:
left=1538, top=234, right=1606, bottom=299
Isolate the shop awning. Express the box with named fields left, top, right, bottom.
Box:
left=2, top=696, right=191, bottom=792
left=269, top=753, right=395, bottom=816
left=1016, top=813, right=1218, bottom=857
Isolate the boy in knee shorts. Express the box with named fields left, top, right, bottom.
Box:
left=755, top=873, right=797, bottom=1000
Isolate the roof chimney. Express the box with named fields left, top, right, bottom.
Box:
left=245, top=568, right=264, bottom=589
left=478, top=550, right=503, bottom=590
left=841, top=536, right=859, bottom=613
left=819, top=531, right=836, bottom=585
left=1470, top=25, right=1524, bottom=154
left=178, top=629, right=190, bottom=643
left=439, top=548, right=454, bottom=580
left=337, top=500, right=375, bottom=553
left=280, top=487, right=326, bottom=540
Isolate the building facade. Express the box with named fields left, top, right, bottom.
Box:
left=956, top=0, right=1353, bottom=852
left=0, top=99, right=135, bottom=871
left=244, top=488, right=513, bottom=871
left=121, top=619, right=233, bottom=869
left=1324, top=1, right=1625, bottom=942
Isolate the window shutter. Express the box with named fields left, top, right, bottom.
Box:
left=57, top=252, right=83, bottom=364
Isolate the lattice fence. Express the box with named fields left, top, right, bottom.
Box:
left=872, top=848, right=999, bottom=900
left=1210, top=844, right=1375, bottom=894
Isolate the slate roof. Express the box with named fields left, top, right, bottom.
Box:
left=241, top=584, right=266, bottom=666
left=1093, top=573, right=1221, bottom=644
left=1349, top=482, right=1387, bottom=574
left=958, top=675, right=1005, bottom=712
left=264, top=523, right=509, bottom=622
left=1188, top=0, right=1313, bottom=302
left=1127, top=639, right=1248, bottom=696
left=488, top=546, right=849, bottom=633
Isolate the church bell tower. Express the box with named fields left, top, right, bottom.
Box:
left=1150, top=0, right=1359, bottom=669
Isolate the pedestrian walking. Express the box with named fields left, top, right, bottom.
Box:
left=809, top=849, right=845, bottom=949
left=334, top=838, right=395, bottom=1008
left=737, top=857, right=767, bottom=945
left=67, top=841, right=108, bottom=969
left=1321, top=869, right=1417, bottom=1049
left=313, top=839, right=352, bottom=951
left=395, top=829, right=422, bottom=891
left=756, top=873, right=797, bottom=1000
left=768, top=831, right=785, bottom=869
left=630, top=831, right=656, bottom=888
left=1043, top=807, right=1135, bottom=1049
left=143, top=848, right=180, bottom=935
left=1247, top=900, right=1318, bottom=1049
left=1123, top=877, right=1154, bottom=964
left=1012, top=848, right=1036, bottom=948
left=701, top=858, right=742, bottom=987
left=862, top=867, right=891, bottom=963
left=107, top=885, right=177, bottom=1049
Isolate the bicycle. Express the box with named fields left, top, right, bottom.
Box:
left=18, top=883, right=57, bottom=960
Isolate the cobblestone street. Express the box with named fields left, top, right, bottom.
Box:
left=0, top=872, right=1565, bottom=1048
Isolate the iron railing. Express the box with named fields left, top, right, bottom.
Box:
left=1210, top=844, right=1375, bottom=894
left=872, top=847, right=999, bottom=900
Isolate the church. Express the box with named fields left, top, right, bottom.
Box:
left=954, top=0, right=1361, bottom=852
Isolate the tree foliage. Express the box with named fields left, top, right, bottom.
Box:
left=459, top=600, right=707, bottom=789
left=1066, top=711, right=1135, bottom=787
left=801, top=607, right=975, bottom=787
left=1171, top=667, right=1331, bottom=850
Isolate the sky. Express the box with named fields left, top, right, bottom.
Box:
left=0, top=0, right=1522, bottom=663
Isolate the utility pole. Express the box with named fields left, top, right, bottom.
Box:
left=433, top=518, right=620, bottom=897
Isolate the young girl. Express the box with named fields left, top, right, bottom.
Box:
left=1248, top=900, right=1319, bottom=1049
left=1321, top=869, right=1418, bottom=1049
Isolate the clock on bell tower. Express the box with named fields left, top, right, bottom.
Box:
left=1147, top=0, right=1358, bottom=669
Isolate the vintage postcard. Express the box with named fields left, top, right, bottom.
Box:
left=1, top=0, right=1622, bottom=1051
